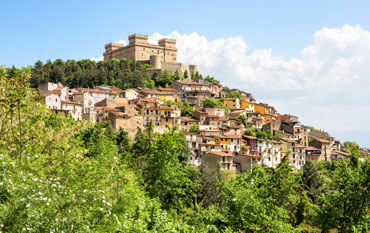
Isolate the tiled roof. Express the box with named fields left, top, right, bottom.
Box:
left=241, top=153, right=261, bottom=159
left=138, top=98, right=157, bottom=103
left=306, top=146, right=321, bottom=151
left=243, top=135, right=258, bottom=140
left=182, top=117, right=199, bottom=122
left=61, top=100, right=82, bottom=106
left=209, top=152, right=233, bottom=157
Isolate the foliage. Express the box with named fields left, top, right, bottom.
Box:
left=313, top=146, right=370, bottom=232
left=205, top=75, right=216, bottom=84
left=189, top=124, right=200, bottom=134
left=30, top=58, right=155, bottom=90
left=219, top=158, right=300, bottom=232
left=165, top=100, right=194, bottom=116
left=225, top=90, right=241, bottom=99
left=244, top=128, right=280, bottom=141
left=143, top=127, right=200, bottom=211
left=2, top=67, right=370, bottom=232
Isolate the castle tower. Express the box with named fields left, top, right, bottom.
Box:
left=150, top=55, right=161, bottom=69
left=128, top=33, right=148, bottom=45
left=189, top=65, right=198, bottom=76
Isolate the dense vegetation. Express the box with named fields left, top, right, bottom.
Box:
left=30, top=58, right=181, bottom=90
left=1, top=68, right=369, bottom=232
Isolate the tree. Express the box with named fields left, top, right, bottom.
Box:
left=144, top=128, right=200, bottom=211
left=226, top=90, right=241, bottom=99
left=189, top=124, right=200, bottom=134
left=0, top=67, right=189, bottom=232
left=313, top=146, right=370, bottom=232
left=300, top=160, right=325, bottom=205
left=183, top=70, right=189, bottom=79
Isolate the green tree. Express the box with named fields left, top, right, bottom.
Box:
left=144, top=127, right=200, bottom=211
left=313, top=146, right=370, bottom=232
left=226, top=90, right=241, bottom=99
left=189, top=124, right=200, bottom=134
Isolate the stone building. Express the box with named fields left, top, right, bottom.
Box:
left=104, top=33, right=197, bottom=78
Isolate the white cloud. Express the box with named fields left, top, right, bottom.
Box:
left=147, top=26, right=370, bottom=138
left=95, top=26, right=370, bottom=144
left=90, top=56, right=103, bottom=62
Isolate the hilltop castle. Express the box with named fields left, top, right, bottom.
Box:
left=104, top=33, right=197, bottom=78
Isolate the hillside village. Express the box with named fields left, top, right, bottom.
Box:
left=39, top=33, right=370, bottom=173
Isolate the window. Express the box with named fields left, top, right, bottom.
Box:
left=268, top=157, right=271, bottom=161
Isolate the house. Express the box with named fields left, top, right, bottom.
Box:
left=258, top=139, right=282, bottom=168
left=306, top=146, right=322, bottom=161
left=309, top=138, right=332, bottom=161
left=138, top=88, right=160, bottom=100
left=122, top=88, right=139, bottom=100
left=214, top=134, right=241, bottom=154
left=181, top=116, right=199, bottom=131
left=240, top=100, right=255, bottom=112
left=199, top=136, right=222, bottom=155
left=293, top=144, right=306, bottom=169
left=204, top=107, right=225, bottom=117
left=202, top=152, right=235, bottom=171
left=243, top=135, right=259, bottom=155
left=61, top=100, right=83, bottom=120
left=193, top=110, right=208, bottom=125
left=42, top=92, right=61, bottom=110
left=156, top=88, right=179, bottom=102
left=186, top=133, right=202, bottom=167
left=223, top=98, right=240, bottom=110
left=108, top=106, right=143, bottom=138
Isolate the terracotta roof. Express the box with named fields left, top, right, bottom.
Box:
left=194, top=110, right=207, bottom=114
left=243, top=135, right=258, bottom=140
left=140, top=89, right=160, bottom=94
left=314, top=138, right=331, bottom=144
left=61, top=100, right=82, bottom=106
left=94, top=107, right=120, bottom=111
left=306, top=146, right=320, bottom=151
left=146, top=68, right=161, bottom=71
left=138, top=98, right=157, bottom=103
left=157, top=88, right=177, bottom=92
left=209, top=152, right=233, bottom=157
left=128, top=104, right=139, bottom=109
left=53, top=86, right=66, bottom=91
left=208, top=115, right=219, bottom=118
left=160, top=106, right=174, bottom=110
left=182, top=117, right=199, bottom=122
left=224, top=134, right=241, bottom=139
left=241, top=153, right=261, bottom=159
left=331, top=152, right=338, bottom=156
left=219, top=117, right=229, bottom=121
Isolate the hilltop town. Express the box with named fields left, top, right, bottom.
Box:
left=39, top=33, right=370, bottom=172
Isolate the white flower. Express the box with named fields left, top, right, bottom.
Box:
left=46, top=203, right=50, bottom=206
left=83, top=189, right=87, bottom=193
left=26, top=204, right=31, bottom=208
left=99, top=208, right=103, bottom=211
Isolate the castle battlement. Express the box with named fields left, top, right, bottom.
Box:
left=104, top=33, right=178, bottom=63
left=128, top=33, right=149, bottom=39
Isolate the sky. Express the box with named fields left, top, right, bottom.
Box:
left=1, top=0, right=370, bottom=147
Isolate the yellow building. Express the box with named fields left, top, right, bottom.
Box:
left=157, top=88, right=178, bottom=102
left=240, top=100, right=255, bottom=112
left=223, top=98, right=240, bottom=109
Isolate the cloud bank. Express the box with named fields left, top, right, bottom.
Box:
left=147, top=26, right=370, bottom=138
left=92, top=25, right=370, bottom=145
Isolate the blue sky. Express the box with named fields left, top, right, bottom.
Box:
left=2, top=0, right=370, bottom=67
left=1, top=0, right=370, bottom=147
